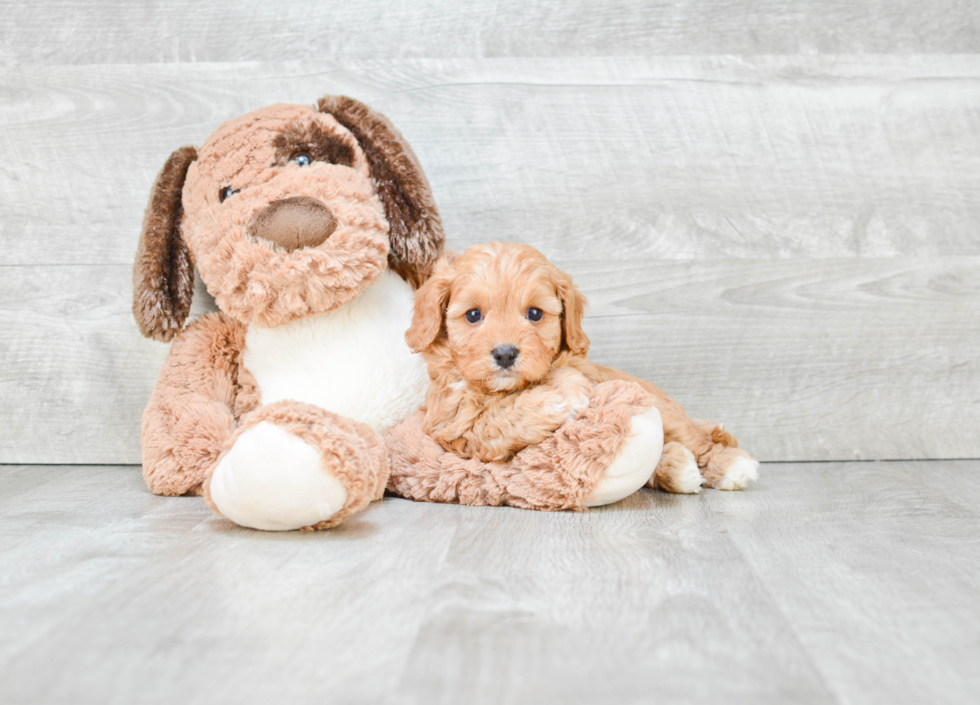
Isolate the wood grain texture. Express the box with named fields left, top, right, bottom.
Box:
left=2, top=254, right=976, bottom=464
left=1, top=461, right=977, bottom=704
left=0, top=265, right=214, bottom=464
left=2, top=0, right=979, bottom=65
left=3, top=57, right=979, bottom=462
left=3, top=57, right=980, bottom=265
left=706, top=461, right=980, bottom=704
left=566, top=256, right=980, bottom=462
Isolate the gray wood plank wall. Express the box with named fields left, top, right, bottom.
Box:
left=1, top=3, right=978, bottom=464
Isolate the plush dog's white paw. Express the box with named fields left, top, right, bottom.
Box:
left=713, top=456, right=760, bottom=491
left=209, top=421, right=348, bottom=531
left=583, top=406, right=664, bottom=507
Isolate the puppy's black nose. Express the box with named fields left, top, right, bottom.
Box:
left=492, top=345, right=519, bottom=369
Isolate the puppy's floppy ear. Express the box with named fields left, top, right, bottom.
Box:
left=555, top=271, right=590, bottom=354
left=133, top=146, right=196, bottom=342
left=317, top=95, right=445, bottom=288
left=405, top=253, right=457, bottom=353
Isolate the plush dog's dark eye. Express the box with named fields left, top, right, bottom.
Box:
left=219, top=186, right=239, bottom=203
left=293, top=153, right=312, bottom=166
left=465, top=308, right=482, bottom=324
left=527, top=307, right=543, bottom=322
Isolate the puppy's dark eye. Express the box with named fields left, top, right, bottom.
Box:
left=293, top=153, right=312, bottom=166
left=465, top=308, right=482, bottom=324
left=219, top=186, right=239, bottom=203
left=527, top=307, right=543, bottom=322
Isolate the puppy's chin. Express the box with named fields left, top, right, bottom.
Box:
left=484, top=373, right=522, bottom=393
left=480, top=365, right=550, bottom=393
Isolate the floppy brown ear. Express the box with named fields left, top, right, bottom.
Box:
left=317, top=95, right=445, bottom=288
left=405, top=255, right=456, bottom=353
left=556, top=273, right=590, bottom=354
left=133, top=146, right=197, bottom=342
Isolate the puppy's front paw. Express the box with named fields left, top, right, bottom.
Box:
left=547, top=369, right=592, bottom=422
left=541, top=387, right=590, bottom=425
left=564, top=391, right=591, bottom=420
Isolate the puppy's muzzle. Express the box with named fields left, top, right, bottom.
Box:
left=250, top=196, right=338, bottom=252
left=492, top=344, right=519, bottom=370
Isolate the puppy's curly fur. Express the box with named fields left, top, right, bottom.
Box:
left=406, top=242, right=760, bottom=490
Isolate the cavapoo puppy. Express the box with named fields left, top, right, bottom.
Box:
left=405, top=242, right=759, bottom=492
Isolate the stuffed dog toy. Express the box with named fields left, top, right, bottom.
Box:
left=134, top=96, right=444, bottom=530
left=384, top=242, right=759, bottom=511
left=134, top=96, right=668, bottom=529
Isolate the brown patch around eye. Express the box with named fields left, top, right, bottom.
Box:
left=272, top=120, right=356, bottom=168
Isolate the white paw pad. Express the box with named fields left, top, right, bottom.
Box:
left=584, top=406, right=664, bottom=507
left=210, top=422, right=348, bottom=531
left=714, top=457, right=760, bottom=491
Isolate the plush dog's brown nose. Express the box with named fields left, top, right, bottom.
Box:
left=250, top=196, right=337, bottom=252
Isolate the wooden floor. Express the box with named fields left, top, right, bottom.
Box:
left=1, top=461, right=977, bottom=704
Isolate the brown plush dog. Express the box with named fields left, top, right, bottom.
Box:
left=403, top=242, right=759, bottom=494
left=134, top=96, right=444, bottom=530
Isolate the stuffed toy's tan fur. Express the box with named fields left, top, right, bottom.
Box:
left=180, top=104, right=390, bottom=328
left=140, top=312, right=253, bottom=497
left=134, top=97, right=446, bottom=530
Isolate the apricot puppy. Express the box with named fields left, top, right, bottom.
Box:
left=406, top=244, right=593, bottom=461
left=406, top=242, right=760, bottom=492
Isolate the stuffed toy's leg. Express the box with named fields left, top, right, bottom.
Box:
left=141, top=313, right=386, bottom=530
left=385, top=380, right=663, bottom=511
left=141, top=313, right=245, bottom=498
left=203, top=401, right=388, bottom=531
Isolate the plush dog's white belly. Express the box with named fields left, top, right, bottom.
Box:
left=242, top=270, right=428, bottom=436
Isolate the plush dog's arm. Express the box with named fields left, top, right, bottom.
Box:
left=387, top=380, right=659, bottom=510
left=141, top=312, right=253, bottom=496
